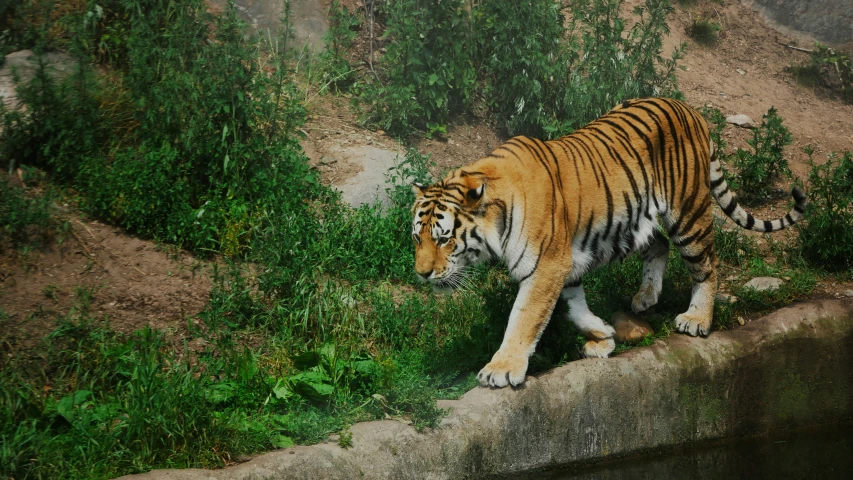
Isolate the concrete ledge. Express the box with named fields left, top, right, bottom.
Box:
left=124, top=299, right=853, bottom=480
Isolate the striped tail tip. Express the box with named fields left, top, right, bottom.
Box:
left=792, top=187, right=808, bottom=214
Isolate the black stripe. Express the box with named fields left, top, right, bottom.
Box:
left=580, top=214, right=595, bottom=251
left=763, top=220, right=773, bottom=231
left=681, top=244, right=712, bottom=264
left=510, top=242, right=529, bottom=274
left=710, top=177, right=725, bottom=189
left=784, top=213, right=794, bottom=225
left=745, top=215, right=755, bottom=230
left=722, top=200, right=737, bottom=216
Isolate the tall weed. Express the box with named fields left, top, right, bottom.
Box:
left=797, top=149, right=853, bottom=271
left=730, top=107, right=792, bottom=205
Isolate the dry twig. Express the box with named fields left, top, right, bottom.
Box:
left=777, top=41, right=814, bottom=53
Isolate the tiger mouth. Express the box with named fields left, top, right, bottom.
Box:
left=431, top=272, right=465, bottom=291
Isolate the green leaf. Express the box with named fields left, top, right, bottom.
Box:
left=271, top=434, right=294, bottom=448
left=272, top=380, right=294, bottom=400
left=291, top=351, right=319, bottom=369
left=57, top=390, right=92, bottom=423
left=428, top=73, right=438, bottom=85
left=205, top=382, right=236, bottom=404
left=290, top=370, right=334, bottom=399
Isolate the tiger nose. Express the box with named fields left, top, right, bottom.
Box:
left=418, top=269, right=433, bottom=280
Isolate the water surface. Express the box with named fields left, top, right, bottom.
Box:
left=519, top=427, right=853, bottom=480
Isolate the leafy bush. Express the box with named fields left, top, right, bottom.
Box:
left=553, top=0, right=684, bottom=137
left=362, top=0, right=476, bottom=136
left=318, top=0, right=360, bottom=93
left=687, top=17, right=722, bottom=46
left=474, top=0, right=565, bottom=137
left=0, top=175, right=54, bottom=248
left=789, top=44, right=853, bottom=104
left=0, top=0, right=318, bottom=253
left=729, top=107, right=792, bottom=205
left=362, top=0, right=683, bottom=138
left=797, top=149, right=853, bottom=271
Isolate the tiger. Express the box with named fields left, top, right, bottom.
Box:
left=410, top=97, right=807, bottom=388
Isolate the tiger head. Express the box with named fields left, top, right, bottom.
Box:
left=411, top=177, right=492, bottom=292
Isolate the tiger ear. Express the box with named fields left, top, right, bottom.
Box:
left=465, top=183, right=485, bottom=208
left=412, top=182, right=427, bottom=197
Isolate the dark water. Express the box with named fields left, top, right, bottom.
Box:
left=517, top=427, right=853, bottom=480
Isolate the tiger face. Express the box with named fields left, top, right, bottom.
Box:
left=411, top=181, right=490, bottom=291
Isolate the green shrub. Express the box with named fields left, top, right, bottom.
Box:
left=0, top=0, right=318, bottom=253
left=362, top=0, right=476, bottom=137
left=476, top=0, right=683, bottom=138
left=317, top=0, right=359, bottom=93
left=361, top=0, right=682, bottom=138
left=797, top=149, right=853, bottom=271
left=789, top=44, right=853, bottom=104
left=687, top=17, right=722, bottom=46
left=0, top=175, right=54, bottom=248
left=730, top=107, right=792, bottom=205
left=555, top=0, right=684, bottom=137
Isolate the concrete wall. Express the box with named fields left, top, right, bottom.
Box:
left=123, top=299, right=853, bottom=480
left=747, top=0, right=853, bottom=46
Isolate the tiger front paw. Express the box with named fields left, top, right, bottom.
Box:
left=583, top=337, right=616, bottom=358
left=631, top=285, right=660, bottom=313
left=477, top=352, right=528, bottom=388
left=675, top=313, right=711, bottom=337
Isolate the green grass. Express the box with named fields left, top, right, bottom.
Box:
left=0, top=0, right=846, bottom=478
left=0, top=175, right=57, bottom=249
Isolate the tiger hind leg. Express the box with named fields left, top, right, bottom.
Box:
left=561, top=282, right=615, bottom=358
left=671, top=221, right=718, bottom=337
left=632, top=230, right=669, bottom=313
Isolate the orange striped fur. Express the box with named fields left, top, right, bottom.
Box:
left=411, top=98, right=807, bottom=388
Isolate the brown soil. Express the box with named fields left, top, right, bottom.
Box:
left=0, top=203, right=211, bottom=352
left=3, top=0, right=852, bottom=349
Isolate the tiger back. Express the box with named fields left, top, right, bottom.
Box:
left=411, top=97, right=807, bottom=388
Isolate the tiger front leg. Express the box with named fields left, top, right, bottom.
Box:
left=561, top=282, right=616, bottom=358
left=477, top=273, right=564, bottom=388
left=674, top=242, right=718, bottom=336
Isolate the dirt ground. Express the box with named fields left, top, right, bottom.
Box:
left=0, top=208, right=210, bottom=351
left=2, top=0, right=852, bottom=348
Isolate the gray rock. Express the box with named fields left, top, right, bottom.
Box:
left=208, top=0, right=328, bottom=54
left=726, top=114, right=756, bottom=128
left=329, top=145, right=411, bottom=210
left=610, top=311, right=653, bottom=343
left=744, top=276, right=784, bottom=292
left=750, top=0, right=853, bottom=46
left=716, top=293, right=739, bottom=304
left=1, top=50, right=76, bottom=110
left=845, top=290, right=853, bottom=297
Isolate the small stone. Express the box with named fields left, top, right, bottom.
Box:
left=845, top=290, right=853, bottom=297
left=737, top=316, right=745, bottom=326
left=744, top=276, right=784, bottom=292
left=716, top=293, right=738, bottom=304
left=726, top=114, right=756, bottom=129
left=610, top=312, right=654, bottom=343
left=736, top=68, right=746, bottom=75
